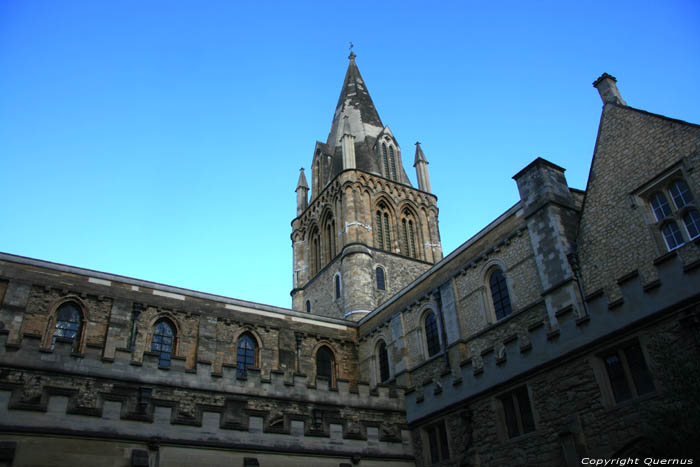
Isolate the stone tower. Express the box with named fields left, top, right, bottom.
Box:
left=291, top=53, right=443, bottom=321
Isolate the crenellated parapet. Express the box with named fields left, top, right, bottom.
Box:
left=0, top=330, right=410, bottom=458
left=405, top=247, right=700, bottom=423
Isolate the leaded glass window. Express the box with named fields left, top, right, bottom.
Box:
left=650, top=192, right=672, bottom=221
left=52, top=302, right=82, bottom=350
left=669, top=180, right=692, bottom=209
left=489, top=269, right=512, bottom=320
left=151, top=320, right=175, bottom=368
left=424, top=311, right=440, bottom=357
left=684, top=209, right=700, bottom=239
left=236, top=333, right=257, bottom=378
left=662, top=221, right=684, bottom=250
left=376, top=267, right=385, bottom=290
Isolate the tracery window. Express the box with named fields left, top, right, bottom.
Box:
left=151, top=319, right=175, bottom=368
left=424, top=311, right=440, bottom=357
left=489, top=268, right=512, bottom=320
left=52, top=302, right=83, bottom=350
left=236, top=332, right=258, bottom=378
left=375, top=202, right=391, bottom=251
left=377, top=340, right=390, bottom=383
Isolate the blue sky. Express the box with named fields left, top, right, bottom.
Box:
left=1, top=1, right=699, bottom=309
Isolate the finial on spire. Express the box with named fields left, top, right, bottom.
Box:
left=415, top=141, right=421, bottom=146
left=348, top=42, right=356, bottom=60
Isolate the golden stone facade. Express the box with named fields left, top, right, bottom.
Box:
left=0, top=64, right=699, bottom=467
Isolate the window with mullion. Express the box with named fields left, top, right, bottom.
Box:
left=236, top=334, right=257, bottom=378
left=651, top=192, right=673, bottom=221
left=151, top=320, right=175, bottom=367
left=662, top=221, right=684, bottom=250
left=52, top=303, right=82, bottom=349
left=683, top=209, right=700, bottom=239
left=500, top=386, right=536, bottom=439
left=669, top=180, right=692, bottom=209
left=602, top=341, right=654, bottom=404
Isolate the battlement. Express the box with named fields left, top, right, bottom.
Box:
left=406, top=245, right=700, bottom=423
left=0, top=331, right=404, bottom=413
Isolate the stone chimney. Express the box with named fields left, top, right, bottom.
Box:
left=593, top=73, right=627, bottom=106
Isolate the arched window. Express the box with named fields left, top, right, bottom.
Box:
left=335, top=274, right=341, bottom=299
left=401, top=209, right=418, bottom=258
left=236, top=332, right=258, bottom=378
left=151, top=319, right=175, bottom=368
left=306, top=300, right=311, bottom=313
left=375, top=202, right=391, bottom=251
left=310, top=227, right=321, bottom=275
left=324, top=215, right=336, bottom=263
left=424, top=311, right=440, bottom=357
left=52, top=302, right=83, bottom=350
left=382, top=143, right=390, bottom=178
left=316, top=345, right=335, bottom=387
left=377, top=340, right=390, bottom=383
left=376, top=266, right=386, bottom=290
left=489, top=268, right=512, bottom=320
left=389, top=145, right=397, bottom=180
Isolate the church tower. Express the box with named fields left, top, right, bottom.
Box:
left=291, top=53, right=443, bottom=321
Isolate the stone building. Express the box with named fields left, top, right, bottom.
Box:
left=0, top=56, right=699, bottom=467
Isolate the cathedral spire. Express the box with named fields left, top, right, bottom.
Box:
left=326, top=53, right=383, bottom=148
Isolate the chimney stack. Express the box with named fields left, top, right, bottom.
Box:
left=593, top=73, right=627, bottom=106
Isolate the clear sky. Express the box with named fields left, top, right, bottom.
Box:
left=1, top=1, right=699, bottom=309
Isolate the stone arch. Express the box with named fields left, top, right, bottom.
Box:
left=481, top=259, right=515, bottom=322
left=43, top=295, right=90, bottom=352
left=312, top=341, right=338, bottom=387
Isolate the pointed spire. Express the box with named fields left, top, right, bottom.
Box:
left=296, top=167, right=308, bottom=190
left=413, top=141, right=428, bottom=166
left=295, top=168, right=309, bottom=216
left=326, top=54, right=383, bottom=148
left=413, top=142, right=432, bottom=193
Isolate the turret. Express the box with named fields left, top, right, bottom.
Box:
left=413, top=142, right=431, bottom=193
left=295, top=168, right=308, bottom=216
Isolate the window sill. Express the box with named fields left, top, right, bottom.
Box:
left=501, top=429, right=538, bottom=445
left=604, top=391, right=658, bottom=413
